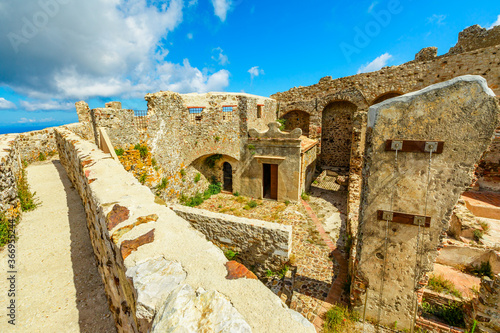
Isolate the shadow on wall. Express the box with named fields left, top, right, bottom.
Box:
left=52, top=160, right=117, bottom=333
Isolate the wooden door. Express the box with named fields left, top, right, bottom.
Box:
left=270, top=164, right=278, bottom=200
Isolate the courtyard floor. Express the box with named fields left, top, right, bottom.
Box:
left=198, top=188, right=350, bottom=330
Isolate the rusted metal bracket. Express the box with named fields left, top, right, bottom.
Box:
left=377, top=210, right=431, bottom=228
left=385, top=140, right=444, bottom=154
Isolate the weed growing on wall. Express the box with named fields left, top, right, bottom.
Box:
left=421, top=301, right=465, bottom=327
left=277, top=118, right=286, bottom=131
left=323, top=304, right=359, bottom=333
left=427, top=275, right=462, bottom=298
left=115, top=148, right=124, bottom=156
left=139, top=172, right=148, bottom=184
left=224, top=249, right=238, bottom=260
left=194, top=173, right=201, bottom=183
left=17, top=168, right=39, bottom=212
left=38, top=152, right=46, bottom=161
left=205, top=154, right=222, bottom=168
left=180, top=180, right=222, bottom=207
left=134, top=143, right=148, bottom=159
left=468, top=261, right=493, bottom=279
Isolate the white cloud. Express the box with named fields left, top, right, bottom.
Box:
left=187, top=33, right=193, bottom=39
left=367, top=2, right=378, bottom=13
left=0, top=98, right=16, bottom=109
left=20, top=100, right=73, bottom=111
left=18, top=117, right=54, bottom=124
left=488, top=15, right=500, bottom=29
left=0, top=0, right=231, bottom=103
left=211, top=0, right=232, bottom=22
left=248, top=66, right=264, bottom=80
left=357, top=53, right=393, bottom=74
left=188, top=0, right=198, bottom=7
left=212, top=47, right=229, bottom=65
left=427, top=14, right=446, bottom=25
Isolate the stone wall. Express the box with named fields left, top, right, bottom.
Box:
left=172, top=204, right=291, bottom=276
left=0, top=134, right=20, bottom=216
left=468, top=273, right=500, bottom=332
left=54, top=127, right=314, bottom=333
left=351, top=76, right=499, bottom=328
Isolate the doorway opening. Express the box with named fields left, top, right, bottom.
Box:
left=263, top=163, right=278, bottom=200
left=223, top=162, right=233, bottom=192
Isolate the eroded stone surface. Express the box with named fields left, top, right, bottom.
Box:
left=353, top=76, right=500, bottom=328
left=126, top=257, right=186, bottom=325
left=151, top=284, right=252, bottom=333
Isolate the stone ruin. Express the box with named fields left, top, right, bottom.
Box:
left=2, top=24, right=500, bottom=332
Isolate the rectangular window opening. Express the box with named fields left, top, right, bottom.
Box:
left=188, top=107, right=204, bottom=124
left=257, top=105, right=263, bottom=119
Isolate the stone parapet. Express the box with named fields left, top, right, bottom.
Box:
left=172, top=204, right=292, bottom=277
left=0, top=134, right=20, bottom=215
left=54, top=127, right=315, bottom=333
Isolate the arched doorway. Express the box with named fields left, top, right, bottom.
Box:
left=321, top=101, right=357, bottom=168
left=371, top=92, right=403, bottom=105
left=282, top=110, right=310, bottom=136
left=223, top=162, right=233, bottom=192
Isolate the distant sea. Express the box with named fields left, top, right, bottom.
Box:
left=0, top=123, right=70, bottom=135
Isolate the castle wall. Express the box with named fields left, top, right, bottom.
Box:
left=172, top=204, right=291, bottom=277
left=54, top=126, right=315, bottom=333
left=352, top=77, right=499, bottom=329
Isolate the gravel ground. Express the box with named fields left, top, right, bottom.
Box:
left=0, top=160, right=116, bottom=333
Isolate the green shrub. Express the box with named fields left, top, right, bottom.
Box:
left=247, top=144, right=255, bottom=150
left=473, top=229, right=483, bottom=241
left=115, top=148, right=124, bottom=156
left=151, top=158, right=157, bottom=167
left=301, top=192, right=310, bottom=201
left=17, top=168, right=39, bottom=212
left=324, top=304, right=359, bottom=333
left=194, top=173, right=201, bottom=183
left=156, top=177, right=168, bottom=191
left=277, top=118, right=286, bottom=131
left=469, top=261, right=493, bottom=279
left=428, top=275, right=462, bottom=298
left=134, top=144, right=148, bottom=159
left=181, top=180, right=222, bottom=207
left=247, top=200, right=258, bottom=208
left=215, top=136, right=220, bottom=142
left=139, top=172, right=147, bottom=184
left=422, top=301, right=465, bottom=327
left=224, top=249, right=238, bottom=260
left=180, top=169, right=186, bottom=177
left=205, top=154, right=222, bottom=168
left=0, top=213, right=10, bottom=247
left=38, top=152, right=46, bottom=161
left=233, top=191, right=240, bottom=197
left=284, top=200, right=290, bottom=206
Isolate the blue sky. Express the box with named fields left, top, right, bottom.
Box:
left=0, top=0, right=499, bottom=132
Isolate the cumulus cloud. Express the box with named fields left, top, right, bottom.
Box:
left=488, top=15, right=500, bottom=29
left=427, top=14, right=446, bottom=25
left=248, top=66, right=264, bottom=80
left=0, top=0, right=230, bottom=105
left=0, top=98, right=16, bottom=109
left=357, top=53, right=392, bottom=74
left=18, top=117, right=54, bottom=123
left=211, top=0, right=232, bottom=22
left=212, top=47, right=229, bottom=65
left=187, top=32, right=193, bottom=39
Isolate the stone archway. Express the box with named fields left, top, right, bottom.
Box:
left=282, top=110, right=310, bottom=136
left=371, top=91, right=403, bottom=105
left=321, top=101, right=357, bottom=168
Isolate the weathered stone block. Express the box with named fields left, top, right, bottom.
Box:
left=354, top=75, right=499, bottom=328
